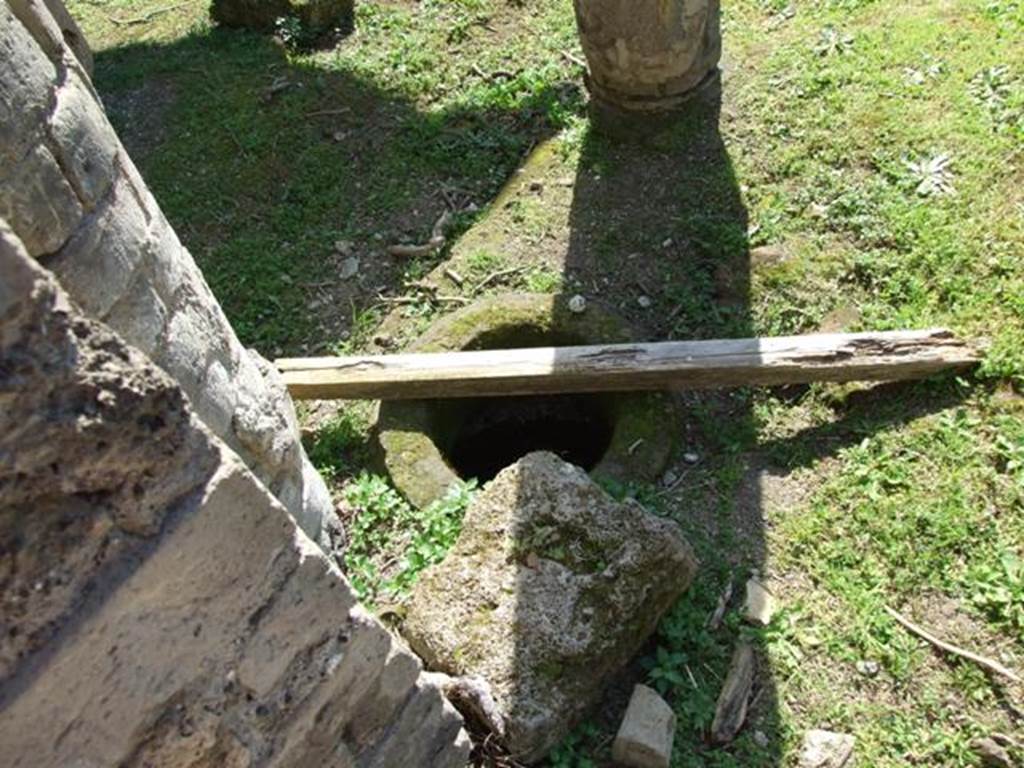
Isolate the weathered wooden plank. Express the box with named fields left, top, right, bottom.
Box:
left=276, top=328, right=980, bottom=401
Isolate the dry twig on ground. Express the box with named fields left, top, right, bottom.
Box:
left=885, top=606, right=1022, bottom=684
left=389, top=210, right=453, bottom=258
left=108, top=2, right=187, bottom=25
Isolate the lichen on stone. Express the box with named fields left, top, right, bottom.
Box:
left=402, top=452, right=699, bottom=763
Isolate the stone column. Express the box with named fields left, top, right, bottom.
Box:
left=0, top=0, right=336, bottom=544
left=572, top=0, right=721, bottom=114
left=0, top=219, right=470, bottom=767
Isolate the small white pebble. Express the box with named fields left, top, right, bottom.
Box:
left=568, top=295, right=587, bottom=314
left=662, top=237, right=673, bottom=248
left=683, top=452, right=699, bottom=465
left=856, top=660, right=880, bottom=677
left=637, top=295, right=653, bottom=309
left=339, top=256, right=360, bottom=280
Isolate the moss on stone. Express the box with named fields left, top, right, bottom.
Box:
left=402, top=453, right=699, bottom=761
left=377, top=293, right=677, bottom=507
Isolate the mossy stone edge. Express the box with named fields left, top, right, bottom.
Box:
left=375, top=293, right=677, bottom=507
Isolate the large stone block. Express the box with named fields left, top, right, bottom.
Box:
left=103, top=270, right=170, bottom=356
left=0, top=345, right=469, bottom=767
left=403, top=451, right=699, bottom=762
left=49, top=65, right=118, bottom=208
left=0, top=142, right=83, bottom=256
left=48, top=170, right=149, bottom=315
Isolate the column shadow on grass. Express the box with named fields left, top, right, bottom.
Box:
left=531, top=80, right=785, bottom=767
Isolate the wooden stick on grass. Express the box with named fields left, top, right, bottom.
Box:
left=277, top=328, right=980, bottom=401
left=108, top=2, right=187, bottom=25
left=885, top=606, right=1022, bottom=684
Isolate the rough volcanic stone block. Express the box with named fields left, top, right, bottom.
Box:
left=0, top=221, right=218, bottom=682
left=0, top=241, right=470, bottom=764
left=403, top=451, right=699, bottom=762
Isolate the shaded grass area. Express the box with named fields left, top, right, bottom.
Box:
left=68, top=0, right=1024, bottom=765
left=80, top=0, right=582, bottom=352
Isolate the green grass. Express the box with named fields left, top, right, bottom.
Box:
left=67, top=0, right=1024, bottom=765
left=340, top=473, right=476, bottom=604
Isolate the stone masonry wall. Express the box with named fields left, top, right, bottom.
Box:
left=0, top=0, right=335, bottom=543
left=0, top=219, right=470, bottom=766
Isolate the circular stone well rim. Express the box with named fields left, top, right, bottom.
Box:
left=375, top=293, right=678, bottom=508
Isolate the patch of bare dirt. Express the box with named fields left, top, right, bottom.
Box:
left=101, top=78, right=177, bottom=164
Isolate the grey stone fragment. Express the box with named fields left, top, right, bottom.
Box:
left=612, top=684, right=676, bottom=768
left=0, top=142, right=83, bottom=256
left=743, top=577, right=775, bottom=625
left=48, top=169, right=148, bottom=314
left=49, top=66, right=118, bottom=208
left=403, top=452, right=698, bottom=762
left=798, top=730, right=855, bottom=768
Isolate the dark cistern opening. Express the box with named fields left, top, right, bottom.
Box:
left=443, top=394, right=615, bottom=483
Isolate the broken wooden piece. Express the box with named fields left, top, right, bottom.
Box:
left=710, top=641, right=756, bottom=744
left=277, top=328, right=980, bottom=401
left=388, top=210, right=452, bottom=258
left=707, top=578, right=734, bottom=630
